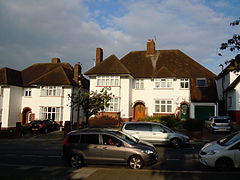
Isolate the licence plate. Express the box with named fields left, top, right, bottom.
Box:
left=219, top=128, right=227, bottom=131
left=32, top=128, right=38, bottom=130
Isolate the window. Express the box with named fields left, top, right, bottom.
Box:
left=102, top=135, right=120, bottom=145
left=155, top=100, right=172, bottom=113
left=105, top=97, right=119, bottom=112
left=151, top=124, right=165, bottom=132
left=180, top=79, right=189, bottom=89
left=136, top=124, right=151, bottom=131
left=97, top=76, right=120, bottom=86
left=40, top=107, right=61, bottom=120
left=68, top=135, right=80, bottom=143
left=24, top=88, right=32, bottom=97
left=41, top=86, right=62, bottom=96
left=228, top=96, right=232, bottom=107
left=80, top=134, right=99, bottom=144
left=155, top=79, right=172, bottom=88
left=197, top=78, right=207, bottom=87
left=135, top=79, right=144, bottom=89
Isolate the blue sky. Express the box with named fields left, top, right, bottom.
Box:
left=0, top=0, right=239, bottom=74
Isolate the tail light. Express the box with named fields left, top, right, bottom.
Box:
left=63, top=136, right=69, bottom=145
left=39, top=124, right=46, bottom=127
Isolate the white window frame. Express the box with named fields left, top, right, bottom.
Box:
left=97, top=76, right=120, bottom=86
left=0, top=109, right=2, bottom=123
left=135, top=79, right=144, bottom=89
left=40, top=106, right=62, bottom=121
left=41, top=86, right=62, bottom=96
left=196, top=78, right=207, bottom=87
left=180, top=79, right=189, bottom=89
left=155, top=79, right=173, bottom=88
left=155, top=100, right=172, bottom=113
left=105, top=97, right=119, bottom=112
left=24, top=88, right=32, bottom=97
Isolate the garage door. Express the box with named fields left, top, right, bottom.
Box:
left=195, top=106, right=215, bottom=120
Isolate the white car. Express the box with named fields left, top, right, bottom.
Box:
left=121, top=122, right=190, bottom=148
left=199, top=131, right=240, bottom=170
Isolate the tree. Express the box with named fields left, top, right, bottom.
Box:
left=69, top=87, right=112, bottom=128
left=219, top=18, right=240, bottom=72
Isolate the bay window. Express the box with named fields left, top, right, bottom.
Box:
left=97, top=76, right=120, bottom=86
left=41, top=86, right=62, bottom=96
left=40, top=107, right=61, bottom=120
left=105, top=97, right=119, bottom=112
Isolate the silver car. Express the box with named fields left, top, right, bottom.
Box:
left=121, top=122, right=190, bottom=148
left=62, top=128, right=158, bottom=169
left=205, top=116, right=232, bottom=133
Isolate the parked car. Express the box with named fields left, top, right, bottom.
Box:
left=205, top=116, right=232, bottom=133
left=62, top=128, right=158, bottom=169
left=199, top=131, right=240, bottom=170
left=121, top=122, right=189, bottom=148
left=29, top=120, right=60, bottom=133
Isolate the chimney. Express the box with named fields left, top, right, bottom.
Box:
left=96, top=48, right=103, bottom=66
left=51, top=57, right=61, bottom=63
left=146, top=39, right=155, bottom=55
left=74, top=62, right=82, bottom=84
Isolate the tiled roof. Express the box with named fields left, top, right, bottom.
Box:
left=0, top=61, right=89, bottom=88
left=85, top=48, right=218, bottom=102
left=0, top=67, right=22, bottom=86
left=85, top=55, right=130, bottom=75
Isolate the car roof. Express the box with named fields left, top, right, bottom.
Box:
left=209, top=116, right=231, bottom=119
left=67, top=128, right=120, bottom=135
left=123, top=121, right=161, bottom=125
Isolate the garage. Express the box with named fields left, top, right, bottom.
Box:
left=194, top=106, right=215, bottom=121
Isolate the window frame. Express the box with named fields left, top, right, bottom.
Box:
left=96, top=76, right=120, bottom=87
left=105, top=97, right=119, bottom=112
left=155, top=100, right=172, bottom=113
left=40, top=86, right=62, bottom=96
left=24, top=88, right=32, bottom=97
left=135, top=79, right=144, bottom=89
left=154, top=79, right=173, bottom=88
left=40, top=106, right=62, bottom=121
left=196, top=78, right=207, bottom=87
left=180, top=79, right=189, bottom=89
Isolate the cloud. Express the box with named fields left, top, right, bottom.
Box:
left=0, top=0, right=237, bottom=74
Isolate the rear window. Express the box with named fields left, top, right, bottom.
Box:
left=214, top=119, right=229, bottom=123
left=80, top=134, right=99, bottom=144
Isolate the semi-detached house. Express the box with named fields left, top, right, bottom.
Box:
left=0, top=58, right=89, bottom=129
left=85, top=40, right=218, bottom=122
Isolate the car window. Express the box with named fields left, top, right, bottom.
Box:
left=125, top=124, right=136, bottom=130
left=218, top=132, right=240, bottom=146
left=102, top=134, right=119, bottom=146
left=214, top=119, right=229, bottom=123
left=136, top=124, right=151, bottom=131
left=68, top=135, right=80, bottom=143
left=80, top=134, right=99, bottom=144
left=152, top=124, right=164, bottom=132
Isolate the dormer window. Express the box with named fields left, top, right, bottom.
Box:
left=196, top=78, right=207, bottom=87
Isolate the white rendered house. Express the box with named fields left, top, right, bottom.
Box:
left=216, top=67, right=240, bottom=124
left=0, top=58, right=89, bottom=129
left=85, top=40, right=218, bottom=122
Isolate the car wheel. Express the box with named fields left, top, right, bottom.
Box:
left=69, top=154, right=84, bottom=168
left=170, top=138, right=182, bottom=148
left=215, top=157, right=233, bottom=171
left=128, top=155, right=144, bottom=169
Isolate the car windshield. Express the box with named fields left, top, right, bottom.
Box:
left=111, top=131, right=139, bottom=145
left=31, top=121, right=42, bottom=125
left=217, top=132, right=240, bottom=146
left=215, top=119, right=229, bottom=123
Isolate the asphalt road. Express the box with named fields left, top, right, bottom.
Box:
left=0, top=131, right=239, bottom=180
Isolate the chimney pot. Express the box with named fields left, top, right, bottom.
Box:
left=96, top=48, right=103, bottom=66
left=146, top=39, right=155, bottom=55
left=51, top=58, right=61, bottom=63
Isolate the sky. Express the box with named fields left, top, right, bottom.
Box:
left=0, top=0, right=239, bottom=75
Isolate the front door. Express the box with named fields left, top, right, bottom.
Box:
left=134, top=103, right=145, bottom=120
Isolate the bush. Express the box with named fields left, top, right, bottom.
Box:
left=183, top=118, right=204, bottom=131
left=88, top=115, right=120, bottom=128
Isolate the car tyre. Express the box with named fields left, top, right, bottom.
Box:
left=69, top=154, right=84, bottom=168
left=128, top=155, right=144, bottom=169
left=215, top=157, right=233, bottom=171
left=170, top=138, right=182, bottom=148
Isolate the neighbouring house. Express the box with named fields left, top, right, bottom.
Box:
left=0, top=58, right=89, bottom=129
left=216, top=66, right=240, bottom=124
left=85, top=40, right=218, bottom=122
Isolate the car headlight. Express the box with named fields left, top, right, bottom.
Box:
left=142, top=149, right=154, bottom=154
left=206, top=150, right=220, bottom=155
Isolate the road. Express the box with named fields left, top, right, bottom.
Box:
left=0, top=131, right=239, bottom=179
